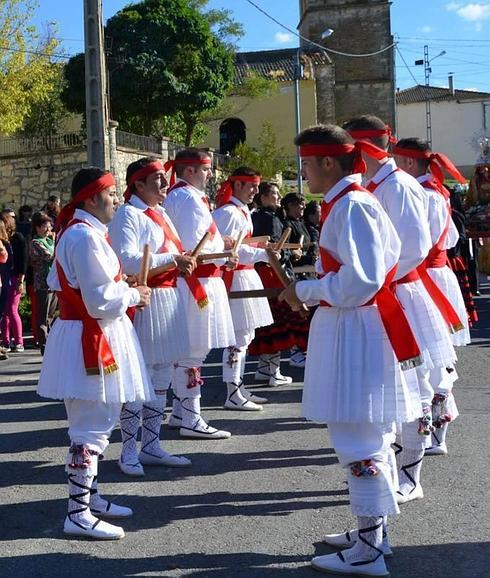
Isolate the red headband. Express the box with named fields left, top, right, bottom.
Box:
left=123, top=161, right=165, bottom=203
left=348, top=125, right=396, bottom=144
left=215, top=175, right=261, bottom=208
left=163, top=157, right=212, bottom=188
left=299, top=141, right=388, bottom=174
left=392, top=146, right=466, bottom=185
left=56, top=172, right=116, bottom=232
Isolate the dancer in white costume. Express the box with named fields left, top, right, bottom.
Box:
left=393, top=138, right=470, bottom=456
left=164, top=148, right=236, bottom=439
left=280, top=125, right=423, bottom=577
left=110, top=157, right=197, bottom=475
left=37, top=168, right=153, bottom=540
left=213, top=167, right=274, bottom=411
left=344, top=115, right=460, bottom=505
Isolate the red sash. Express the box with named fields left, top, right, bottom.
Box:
left=220, top=202, right=254, bottom=292
left=420, top=177, right=450, bottom=269
left=397, top=179, right=463, bottom=332
left=143, top=207, right=216, bottom=308
left=319, top=183, right=422, bottom=368
left=56, top=219, right=119, bottom=376
left=365, top=167, right=401, bottom=192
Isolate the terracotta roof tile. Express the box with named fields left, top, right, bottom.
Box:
left=396, top=84, right=490, bottom=104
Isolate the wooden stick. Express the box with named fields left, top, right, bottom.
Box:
left=242, top=235, right=270, bottom=245
left=276, top=242, right=303, bottom=250
left=147, top=260, right=177, bottom=281
left=197, top=252, right=234, bottom=262
left=292, top=265, right=316, bottom=274
left=232, top=229, right=247, bottom=255
left=275, top=227, right=291, bottom=251
left=138, top=244, right=151, bottom=285
left=266, top=248, right=309, bottom=315
left=229, top=288, right=282, bottom=299
left=298, top=234, right=304, bottom=248
left=190, top=231, right=211, bottom=258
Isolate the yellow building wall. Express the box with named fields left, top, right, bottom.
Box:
left=200, top=80, right=318, bottom=157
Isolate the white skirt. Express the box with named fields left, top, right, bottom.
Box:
left=229, top=270, right=273, bottom=331
left=177, top=276, right=235, bottom=352
left=132, top=286, right=190, bottom=365
left=302, top=305, right=421, bottom=425
left=37, top=316, right=153, bottom=404
left=427, top=266, right=470, bottom=346
left=396, top=280, right=457, bottom=370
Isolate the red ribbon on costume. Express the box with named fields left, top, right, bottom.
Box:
left=215, top=175, right=261, bottom=208
left=163, top=157, right=212, bottom=188
left=56, top=219, right=120, bottom=376
left=348, top=125, right=396, bottom=144
left=56, top=173, right=116, bottom=233
left=299, top=142, right=388, bottom=175
left=319, top=182, right=422, bottom=368
left=123, top=161, right=165, bottom=203
left=392, top=146, right=466, bottom=186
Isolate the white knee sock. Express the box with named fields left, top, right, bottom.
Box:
left=119, top=402, right=142, bottom=465
left=398, top=448, right=424, bottom=495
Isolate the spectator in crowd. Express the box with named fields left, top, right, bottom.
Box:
left=16, top=205, right=33, bottom=239
left=29, top=211, right=57, bottom=355
left=0, top=222, right=9, bottom=360
left=42, top=195, right=61, bottom=225
left=281, top=193, right=317, bottom=268
left=303, top=200, right=321, bottom=260
left=0, top=209, right=27, bottom=352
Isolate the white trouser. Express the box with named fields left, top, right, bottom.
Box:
left=328, top=422, right=399, bottom=517
left=222, top=328, right=255, bottom=384
left=65, top=399, right=121, bottom=454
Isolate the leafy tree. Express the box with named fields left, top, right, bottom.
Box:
left=0, top=0, right=60, bottom=135
left=21, top=63, right=73, bottom=136
left=62, top=0, right=237, bottom=145
left=225, top=122, right=292, bottom=180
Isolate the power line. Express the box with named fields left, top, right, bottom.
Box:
left=243, top=0, right=396, bottom=58
left=396, top=45, right=421, bottom=86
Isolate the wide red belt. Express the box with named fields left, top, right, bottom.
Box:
left=425, top=248, right=447, bottom=269
left=222, top=263, right=254, bottom=292
left=147, top=269, right=179, bottom=288
left=184, top=264, right=221, bottom=310
left=397, top=269, right=420, bottom=284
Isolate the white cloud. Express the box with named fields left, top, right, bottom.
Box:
left=274, top=31, right=294, bottom=44
left=418, top=25, right=435, bottom=33
left=445, top=2, right=490, bottom=21
left=463, top=86, right=480, bottom=91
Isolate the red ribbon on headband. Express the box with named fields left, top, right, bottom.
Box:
left=215, top=175, right=261, bottom=208
left=392, top=146, right=467, bottom=186
left=163, top=157, right=212, bottom=188
left=56, top=173, right=116, bottom=233
left=348, top=125, right=396, bottom=144
left=123, top=161, right=165, bottom=203
left=299, top=142, right=388, bottom=174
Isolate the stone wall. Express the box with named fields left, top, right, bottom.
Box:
left=299, top=0, right=395, bottom=127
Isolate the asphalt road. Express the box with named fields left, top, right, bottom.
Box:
left=1, top=281, right=489, bottom=577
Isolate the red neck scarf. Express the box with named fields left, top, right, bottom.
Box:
left=56, top=173, right=116, bottom=233
left=392, top=146, right=467, bottom=186
left=215, top=175, right=261, bottom=207
left=123, top=161, right=165, bottom=203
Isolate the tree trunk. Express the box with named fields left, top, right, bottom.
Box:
left=184, top=118, right=195, bottom=147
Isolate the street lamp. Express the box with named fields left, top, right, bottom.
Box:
left=294, top=28, right=334, bottom=194
left=415, top=45, right=446, bottom=147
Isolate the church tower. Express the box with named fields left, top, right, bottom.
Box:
left=298, top=0, right=395, bottom=127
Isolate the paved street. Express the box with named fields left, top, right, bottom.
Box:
left=1, top=282, right=489, bottom=578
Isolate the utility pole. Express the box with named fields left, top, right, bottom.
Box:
left=293, top=48, right=303, bottom=195
left=415, top=45, right=446, bottom=148
left=84, top=0, right=110, bottom=169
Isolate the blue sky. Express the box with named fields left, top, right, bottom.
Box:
left=32, top=0, right=490, bottom=92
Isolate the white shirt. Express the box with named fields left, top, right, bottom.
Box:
left=213, top=196, right=269, bottom=265
left=164, top=179, right=225, bottom=255
left=416, top=175, right=459, bottom=250
left=48, top=209, right=140, bottom=319
left=366, top=158, right=432, bottom=279
left=296, top=174, right=401, bottom=308
left=109, top=195, right=179, bottom=275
